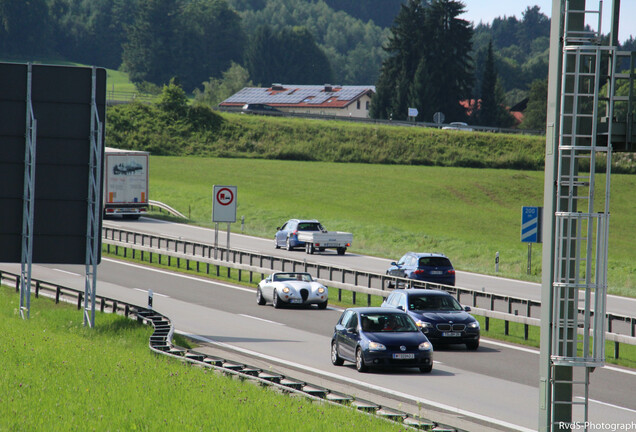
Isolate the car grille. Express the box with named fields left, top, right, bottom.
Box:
left=300, top=289, right=309, bottom=302
left=386, top=344, right=418, bottom=351
left=436, top=323, right=466, bottom=331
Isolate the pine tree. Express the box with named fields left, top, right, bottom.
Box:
left=371, top=0, right=473, bottom=122
left=475, top=40, right=497, bottom=126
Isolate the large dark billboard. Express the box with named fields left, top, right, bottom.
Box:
left=0, top=62, right=105, bottom=263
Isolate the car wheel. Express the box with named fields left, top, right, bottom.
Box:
left=286, top=238, right=293, bottom=251
left=420, top=363, right=433, bottom=373
left=337, top=247, right=346, bottom=255
left=331, top=341, right=344, bottom=366
left=355, top=347, right=368, bottom=372
left=317, top=300, right=328, bottom=310
left=273, top=289, right=283, bottom=309
left=466, top=339, right=479, bottom=351
left=256, top=287, right=266, bottom=305
left=385, top=278, right=394, bottom=289
left=274, top=239, right=280, bottom=249
left=308, top=243, right=315, bottom=254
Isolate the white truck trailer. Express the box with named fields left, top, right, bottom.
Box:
left=297, top=229, right=353, bottom=255
left=103, top=147, right=149, bottom=219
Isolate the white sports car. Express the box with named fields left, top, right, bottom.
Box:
left=256, top=272, right=328, bottom=309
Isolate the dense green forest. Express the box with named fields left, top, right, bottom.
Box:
left=2, top=0, right=634, bottom=126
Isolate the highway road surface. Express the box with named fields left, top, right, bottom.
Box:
left=3, top=241, right=635, bottom=431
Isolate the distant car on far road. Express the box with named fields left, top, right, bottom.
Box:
left=442, top=121, right=473, bottom=131
left=241, top=103, right=282, bottom=115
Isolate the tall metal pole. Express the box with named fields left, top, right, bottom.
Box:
left=20, top=63, right=37, bottom=320
left=539, top=3, right=564, bottom=428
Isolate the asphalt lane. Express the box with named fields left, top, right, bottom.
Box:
left=3, top=257, right=635, bottom=431
left=103, top=217, right=636, bottom=320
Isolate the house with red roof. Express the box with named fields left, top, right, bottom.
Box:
left=219, top=84, right=376, bottom=118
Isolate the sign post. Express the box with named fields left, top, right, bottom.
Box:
left=212, top=185, right=237, bottom=261
left=407, top=107, right=418, bottom=121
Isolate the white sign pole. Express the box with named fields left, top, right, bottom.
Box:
left=226, top=223, right=231, bottom=261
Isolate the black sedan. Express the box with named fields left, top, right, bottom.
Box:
left=381, top=289, right=480, bottom=350
left=331, top=307, right=433, bottom=373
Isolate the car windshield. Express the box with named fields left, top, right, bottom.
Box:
left=408, top=295, right=463, bottom=311
left=273, top=273, right=313, bottom=282
left=360, top=313, right=418, bottom=332
left=297, top=222, right=322, bottom=231
left=418, top=257, right=452, bottom=267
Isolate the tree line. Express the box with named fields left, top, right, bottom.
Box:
left=3, top=0, right=631, bottom=129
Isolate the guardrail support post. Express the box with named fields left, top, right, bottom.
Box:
left=614, top=342, right=620, bottom=359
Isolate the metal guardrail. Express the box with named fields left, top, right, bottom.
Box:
left=148, top=200, right=187, bottom=219
left=101, top=227, right=636, bottom=359
left=0, top=270, right=463, bottom=432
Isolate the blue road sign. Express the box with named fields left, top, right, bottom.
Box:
left=521, top=206, right=542, bottom=243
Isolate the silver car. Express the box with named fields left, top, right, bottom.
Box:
left=256, top=272, right=328, bottom=309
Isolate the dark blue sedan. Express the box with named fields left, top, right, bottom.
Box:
left=381, top=289, right=480, bottom=350
left=331, top=307, right=433, bottom=373
left=386, top=252, right=456, bottom=287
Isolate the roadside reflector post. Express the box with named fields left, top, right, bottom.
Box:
left=148, top=289, right=153, bottom=310
left=495, top=252, right=500, bottom=273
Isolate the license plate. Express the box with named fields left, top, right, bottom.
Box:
left=392, top=353, right=414, bottom=359
left=430, top=271, right=443, bottom=275
left=442, top=332, right=461, bottom=337
left=289, top=299, right=302, bottom=304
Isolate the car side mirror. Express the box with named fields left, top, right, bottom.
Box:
left=464, top=306, right=471, bottom=312
left=276, top=227, right=281, bottom=231
left=347, top=325, right=358, bottom=334
left=397, top=305, right=405, bottom=311
left=391, top=262, right=398, bottom=266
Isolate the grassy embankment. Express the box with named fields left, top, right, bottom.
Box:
left=0, top=286, right=405, bottom=431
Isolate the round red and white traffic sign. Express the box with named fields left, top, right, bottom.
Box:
left=216, top=187, right=234, bottom=206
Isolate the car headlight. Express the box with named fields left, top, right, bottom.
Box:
left=368, top=341, right=386, bottom=351
left=282, top=287, right=290, bottom=294
left=468, top=321, right=480, bottom=329
left=317, top=287, right=326, bottom=294
left=418, top=341, right=433, bottom=351
left=416, top=320, right=433, bottom=330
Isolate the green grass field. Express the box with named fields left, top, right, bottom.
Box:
left=147, top=156, right=636, bottom=297
left=0, top=286, right=406, bottom=431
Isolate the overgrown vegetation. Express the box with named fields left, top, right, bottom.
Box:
left=0, top=286, right=404, bottom=431
left=106, top=89, right=636, bottom=174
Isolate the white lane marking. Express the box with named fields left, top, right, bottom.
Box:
left=53, top=269, right=81, bottom=277
left=481, top=339, right=540, bottom=355
left=481, top=340, right=636, bottom=376
left=133, top=288, right=169, bottom=298
left=239, top=314, right=285, bottom=326
left=102, top=258, right=254, bottom=293
left=182, top=332, right=535, bottom=432
left=577, top=397, right=636, bottom=414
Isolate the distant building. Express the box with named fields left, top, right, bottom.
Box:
left=219, top=84, right=375, bottom=118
